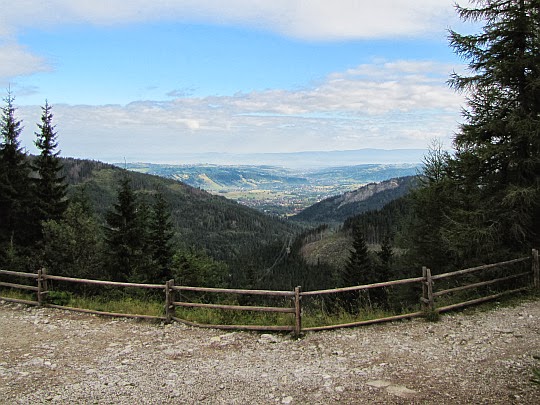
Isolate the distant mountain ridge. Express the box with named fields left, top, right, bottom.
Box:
left=138, top=148, right=426, bottom=168
left=291, top=176, right=418, bottom=225
left=122, top=162, right=419, bottom=191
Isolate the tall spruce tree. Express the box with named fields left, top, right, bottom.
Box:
left=31, top=101, right=67, bottom=244
left=104, top=177, right=144, bottom=281
left=341, top=224, right=372, bottom=312
left=148, top=192, right=175, bottom=283
left=447, top=0, right=540, bottom=253
left=33, top=102, right=67, bottom=220
left=0, top=91, right=32, bottom=264
left=343, top=225, right=371, bottom=287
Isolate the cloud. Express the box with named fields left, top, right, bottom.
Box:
left=0, top=43, right=51, bottom=78
left=1, top=1, right=457, bottom=40
left=17, top=60, right=463, bottom=162
left=167, top=88, right=196, bottom=98
left=0, top=1, right=460, bottom=81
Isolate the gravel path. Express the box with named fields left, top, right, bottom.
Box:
left=1, top=299, right=539, bottom=404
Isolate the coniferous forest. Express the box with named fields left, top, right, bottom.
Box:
left=0, top=1, right=539, bottom=312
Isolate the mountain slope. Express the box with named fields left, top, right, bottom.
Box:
left=60, top=158, right=300, bottom=262
left=291, top=176, right=418, bottom=225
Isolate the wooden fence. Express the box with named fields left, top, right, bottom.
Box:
left=0, top=249, right=538, bottom=335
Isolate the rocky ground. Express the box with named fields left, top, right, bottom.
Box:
left=1, top=298, right=539, bottom=404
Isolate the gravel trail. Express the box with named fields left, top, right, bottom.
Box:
left=1, top=299, right=539, bottom=404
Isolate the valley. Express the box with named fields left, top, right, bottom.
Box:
left=122, top=163, right=420, bottom=216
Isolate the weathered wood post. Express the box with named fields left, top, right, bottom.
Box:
left=532, top=249, right=539, bottom=289
left=421, top=266, right=427, bottom=310
left=37, top=268, right=43, bottom=306
left=294, top=286, right=302, bottom=336
left=426, top=267, right=434, bottom=312
left=422, top=266, right=435, bottom=316
left=165, top=279, right=175, bottom=323
left=37, top=268, right=48, bottom=306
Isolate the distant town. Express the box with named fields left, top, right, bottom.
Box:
left=122, top=162, right=420, bottom=216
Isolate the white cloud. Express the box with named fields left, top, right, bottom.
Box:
left=17, top=60, right=464, bottom=162
left=0, top=43, right=51, bottom=78
left=0, top=1, right=461, bottom=82
left=1, top=1, right=457, bottom=40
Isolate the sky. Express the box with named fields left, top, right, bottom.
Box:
left=0, top=0, right=474, bottom=165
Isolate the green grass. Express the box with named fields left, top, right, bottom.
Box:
left=0, top=288, right=36, bottom=301
left=174, top=306, right=294, bottom=327
left=2, top=287, right=538, bottom=331
left=67, top=295, right=164, bottom=317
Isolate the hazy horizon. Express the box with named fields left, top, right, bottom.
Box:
left=114, top=148, right=426, bottom=169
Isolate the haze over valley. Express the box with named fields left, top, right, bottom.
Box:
left=121, top=148, right=421, bottom=215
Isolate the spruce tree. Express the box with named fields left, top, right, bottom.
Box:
left=33, top=101, right=67, bottom=224
left=404, top=142, right=455, bottom=271
left=377, top=234, right=393, bottom=268
left=343, top=224, right=371, bottom=286
left=148, top=192, right=175, bottom=283
left=341, top=224, right=372, bottom=312
left=104, top=177, right=143, bottom=281
left=42, top=199, right=105, bottom=280
left=448, top=0, right=540, bottom=252
left=0, top=91, right=32, bottom=264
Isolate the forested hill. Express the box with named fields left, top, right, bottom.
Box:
left=59, top=157, right=300, bottom=262
left=291, top=176, right=418, bottom=225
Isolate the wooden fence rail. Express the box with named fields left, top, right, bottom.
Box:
left=170, top=283, right=299, bottom=333
left=0, top=249, right=538, bottom=335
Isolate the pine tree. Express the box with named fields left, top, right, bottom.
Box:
left=0, top=91, right=32, bottom=264
left=104, top=177, right=144, bottom=281
left=148, top=192, right=175, bottom=283
left=404, top=142, right=455, bottom=271
left=377, top=234, right=393, bottom=268
left=448, top=0, right=540, bottom=252
left=33, top=101, right=67, bottom=223
left=42, top=199, right=105, bottom=280
left=341, top=224, right=372, bottom=312
left=343, top=224, right=371, bottom=286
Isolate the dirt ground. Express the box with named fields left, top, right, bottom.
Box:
left=1, top=298, right=539, bottom=404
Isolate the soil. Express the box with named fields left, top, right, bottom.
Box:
left=1, top=298, right=539, bottom=404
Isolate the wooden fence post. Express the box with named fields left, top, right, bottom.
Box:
left=426, top=267, right=434, bottom=312
left=533, top=249, right=539, bottom=289
left=421, top=266, right=427, bottom=310
left=37, top=268, right=43, bottom=306
left=165, top=279, right=175, bottom=323
left=422, top=266, right=435, bottom=315
left=294, top=286, right=302, bottom=336
left=37, top=268, right=48, bottom=306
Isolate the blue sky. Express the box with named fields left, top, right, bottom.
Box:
left=0, top=1, right=472, bottom=164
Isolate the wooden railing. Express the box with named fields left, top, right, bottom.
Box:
left=170, top=283, right=300, bottom=333
left=425, top=256, right=534, bottom=313
left=0, top=249, right=538, bottom=335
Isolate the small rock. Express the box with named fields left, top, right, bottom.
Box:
left=282, top=396, right=293, bottom=404
left=259, top=334, right=280, bottom=344
left=387, top=384, right=418, bottom=398
left=366, top=380, right=392, bottom=388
